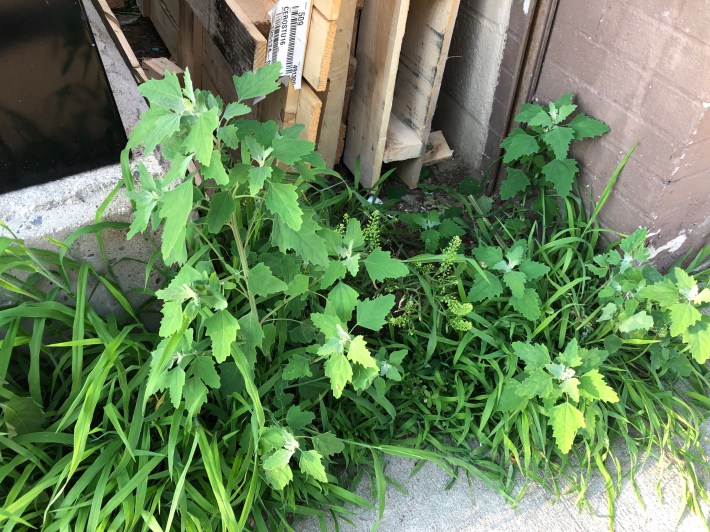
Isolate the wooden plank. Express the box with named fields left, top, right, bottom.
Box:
left=296, top=84, right=324, bottom=142
left=137, top=0, right=151, bottom=17
left=95, top=0, right=148, bottom=82
left=201, top=33, right=239, bottom=103
left=303, top=8, right=338, bottom=92
left=316, top=0, right=358, bottom=166
left=184, top=0, right=268, bottom=77
left=422, top=130, right=453, bottom=166
left=383, top=113, right=424, bottom=163
left=392, top=0, right=460, bottom=187
left=177, top=3, right=204, bottom=85
left=343, top=0, right=410, bottom=188
left=142, top=57, right=184, bottom=79
left=151, top=0, right=179, bottom=57
left=236, top=0, right=275, bottom=36
left=313, top=0, right=342, bottom=20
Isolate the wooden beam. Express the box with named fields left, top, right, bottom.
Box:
left=177, top=2, right=204, bottom=86
left=343, top=0, right=411, bottom=188
left=94, top=0, right=148, bottom=82
left=184, top=0, right=268, bottom=77
left=383, top=113, right=424, bottom=163
left=142, top=57, right=184, bottom=79
left=392, top=0, right=460, bottom=187
left=316, top=0, right=358, bottom=166
left=422, top=130, right=453, bottom=166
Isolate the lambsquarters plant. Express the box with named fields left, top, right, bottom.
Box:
left=1, top=65, right=709, bottom=530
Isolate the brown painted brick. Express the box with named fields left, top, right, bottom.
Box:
left=670, top=137, right=710, bottom=182
left=676, top=0, right=710, bottom=46
left=554, top=0, right=607, bottom=39
left=641, top=79, right=705, bottom=141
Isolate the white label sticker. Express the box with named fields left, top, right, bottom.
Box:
left=266, top=0, right=312, bottom=90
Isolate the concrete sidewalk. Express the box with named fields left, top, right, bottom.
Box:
left=297, top=434, right=710, bottom=531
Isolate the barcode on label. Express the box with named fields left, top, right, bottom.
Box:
left=265, top=0, right=311, bottom=90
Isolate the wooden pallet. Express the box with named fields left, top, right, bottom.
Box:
left=139, top=0, right=357, bottom=147
left=344, top=0, right=460, bottom=188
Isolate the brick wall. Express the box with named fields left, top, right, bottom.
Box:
left=535, top=0, right=710, bottom=267
left=434, top=0, right=515, bottom=170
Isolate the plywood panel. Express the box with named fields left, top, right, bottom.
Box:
left=343, top=0, right=410, bottom=188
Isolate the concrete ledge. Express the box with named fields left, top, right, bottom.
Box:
left=0, top=0, right=165, bottom=314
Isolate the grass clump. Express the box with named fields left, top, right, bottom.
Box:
left=1, top=65, right=709, bottom=530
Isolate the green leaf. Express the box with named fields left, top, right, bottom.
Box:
left=542, top=158, right=578, bottom=197
left=347, top=335, right=378, bottom=369
left=513, top=342, right=551, bottom=370
left=364, top=249, right=409, bottom=283
left=558, top=338, right=582, bottom=368
left=271, top=136, right=315, bottom=165
left=324, top=352, right=352, bottom=399
left=299, top=450, right=328, bottom=482
left=159, top=179, right=193, bottom=265
left=503, top=270, right=527, bottom=298
left=266, top=183, right=303, bottom=231
left=511, top=288, right=542, bottom=321
left=501, top=128, right=540, bottom=163
left=638, top=279, right=680, bottom=307
left=201, top=150, right=229, bottom=185
left=356, top=295, right=396, bottom=332
left=568, top=113, right=610, bottom=140
left=313, top=433, right=344, bottom=459
left=311, top=313, right=341, bottom=337
left=192, top=357, right=221, bottom=389
left=519, top=259, right=550, bottom=280
left=248, top=263, right=288, bottom=297
left=272, top=213, right=329, bottom=267
left=559, top=378, right=580, bottom=402
left=343, top=218, right=365, bottom=249
left=514, top=103, right=544, bottom=123
left=527, top=109, right=554, bottom=129
left=669, top=302, right=701, bottom=337
left=185, top=108, right=220, bottom=165
left=2, top=398, right=44, bottom=437
left=498, top=380, right=528, bottom=412
left=618, top=311, right=654, bottom=334
left=233, top=62, right=282, bottom=101
left=549, top=402, right=585, bottom=454
left=517, top=370, right=554, bottom=399
left=205, top=310, right=240, bottom=363
left=555, top=103, right=577, bottom=124
left=248, top=166, right=272, bottom=195
left=260, top=427, right=287, bottom=454
left=499, top=168, right=531, bottom=200
left=183, top=378, right=208, bottom=419
left=326, top=282, right=359, bottom=323
left=579, top=369, right=619, bottom=403
left=286, top=405, right=316, bottom=431
left=128, top=108, right=182, bottom=153
left=282, top=354, right=313, bottom=381
left=468, top=271, right=504, bottom=302
left=159, top=300, right=183, bottom=337
left=683, top=322, right=710, bottom=363
left=139, top=71, right=185, bottom=111
left=352, top=366, right=379, bottom=392
left=207, top=191, right=236, bottom=234
left=599, top=302, right=617, bottom=322
left=164, top=367, right=186, bottom=408
left=223, top=102, right=251, bottom=121
left=542, top=126, right=575, bottom=159
left=473, top=246, right=504, bottom=268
